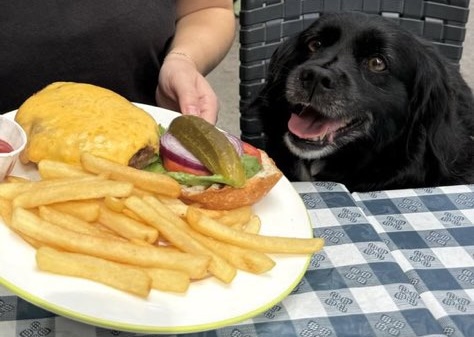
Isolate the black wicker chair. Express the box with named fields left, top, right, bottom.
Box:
left=239, top=0, right=470, bottom=148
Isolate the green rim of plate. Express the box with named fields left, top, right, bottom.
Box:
left=1, top=256, right=311, bottom=334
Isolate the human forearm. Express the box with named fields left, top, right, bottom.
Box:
left=168, top=0, right=235, bottom=75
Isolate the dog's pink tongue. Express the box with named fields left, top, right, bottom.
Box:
left=288, top=113, right=343, bottom=140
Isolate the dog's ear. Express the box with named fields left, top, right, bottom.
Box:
left=408, top=42, right=452, bottom=119
left=407, top=41, right=470, bottom=177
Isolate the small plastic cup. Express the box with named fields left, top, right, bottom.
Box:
left=0, top=116, right=27, bottom=181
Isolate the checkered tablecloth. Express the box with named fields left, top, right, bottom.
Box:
left=352, top=184, right=474, bottom=337
left=1, top=182, right=473, bottom=337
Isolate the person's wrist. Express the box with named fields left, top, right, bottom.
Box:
left=164, top=51, right=196, bottom=67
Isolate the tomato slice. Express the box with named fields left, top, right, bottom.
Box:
left=162, top=140, right=261, bottom=176
left=242, top=141, right=262, bottom=164
left=162, top=156, right=211, bottom=176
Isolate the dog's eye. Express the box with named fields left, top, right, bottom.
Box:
left=307, top=39, right=322, bottom=52
left=367, top=57, right=387, bottom=72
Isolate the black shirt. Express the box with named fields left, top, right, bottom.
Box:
left=0, top=0, right=176, bottom=113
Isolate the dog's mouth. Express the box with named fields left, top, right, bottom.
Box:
left=287, top=104, right=365, bottom=145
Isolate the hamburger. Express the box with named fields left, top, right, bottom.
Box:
left=15, top=82, right=283, bottom=210
left=148, top=115, right=283, bottom=210
left=15, top=82, right=159, bottom=169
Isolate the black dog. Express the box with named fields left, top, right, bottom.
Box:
left=247, top=12, right=474, bottom=192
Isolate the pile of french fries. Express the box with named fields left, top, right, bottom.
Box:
left=0, top=152, right=324, bottom=298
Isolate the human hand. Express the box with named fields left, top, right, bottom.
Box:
left=156, top=53, right=219, bottom=124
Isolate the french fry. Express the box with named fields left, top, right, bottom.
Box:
left=5, top=176, right=30, bottom=183
left=243, top=215, right=262, bottom=234
left=157, top=196, right=188, bottom=218
left=159, top=245, right=184, bottom=254
left=157, top=196, right=252, bottom=228
left=80, top=152, right=181, bottom=197
left=98, top=205, right=159, bottom=243
left=0, top=198, right=44, bottom=248
left=129, top=238, right=155, bottom=247
left=144, top=196, right=275, bottom=274
left=192, top=235, right=276, bottom=274
left=131, top=187, right=153, bottom=198
left=38, top=206, right=119, bottom=239
left=94, top=222, right=120, bottom=235
left=0, top=181, right=37, bottom=200
left=19, top=234, right=45, bottom=249
left=50, top=200, right=100, bottom=222
left=0, top=197, right=43, bottom=248
left=0, top=196, right=12, bottom=226
left=37, top=246, right=152, bottom=298
left=122, top=208, right=142, bottom=221
left=13, top=178, right=133, bottom=208
left=187, top=206, right=325, bottom=254
left=11, top=207, right=210, bottom=279
left=38, top=159, right=92, bottom=179
left=230, top=221, right=245, bottom=231
left=216, top=206, right=253, bottom=227
left=186, top=206, right=223, bottom=219
left=0, top=175, right=108, bottom=201
left=125, top=196, right=237, bottom=283
left=144, top=268, right=190, bottom=293
left=104, top=196, right=125, bottom=212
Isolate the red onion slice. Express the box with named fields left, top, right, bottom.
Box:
left=223, top=132, right=243, bottom=156
left=160, top=132, right=207, bottom=171
left=160, top=131, right=243, bottom=172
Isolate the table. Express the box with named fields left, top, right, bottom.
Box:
left=1, top=182, right=473, bottom=337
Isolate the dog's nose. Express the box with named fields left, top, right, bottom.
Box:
left=300, top=67, right=334, bottom=91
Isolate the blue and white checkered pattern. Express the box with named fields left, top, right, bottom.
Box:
left=1, top=182, right=472, bottom=337
left=352, top=185, right=474, bottom=337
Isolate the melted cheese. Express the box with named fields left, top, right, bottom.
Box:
left=15, top=82, right=159, bottom=165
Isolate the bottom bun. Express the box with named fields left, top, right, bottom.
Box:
left=180, top=150, right=283, bottom=210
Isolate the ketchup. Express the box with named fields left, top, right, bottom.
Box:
left=0, top=139, right=14, bottom=153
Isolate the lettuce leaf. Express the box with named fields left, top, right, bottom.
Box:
left=145, top=154, right=262, bottom=187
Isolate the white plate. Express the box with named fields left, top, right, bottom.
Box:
left=0, top=104, right=313, bottom=334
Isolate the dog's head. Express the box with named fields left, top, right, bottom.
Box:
left=264, top=11, right=453, bottom=161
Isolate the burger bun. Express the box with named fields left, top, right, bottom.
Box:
left=180, top=150, right=283, bottom=210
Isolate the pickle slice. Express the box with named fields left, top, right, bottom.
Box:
left=167, top=115, right=246, bottom=187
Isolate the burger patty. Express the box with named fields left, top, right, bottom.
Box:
left=128, top=145, right=156, bottom=169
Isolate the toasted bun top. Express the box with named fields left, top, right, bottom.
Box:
left=180, top=150, right=283, bottom=210
left=15, top=82, right=159, bottom=166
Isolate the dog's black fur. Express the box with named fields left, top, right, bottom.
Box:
left=247, top=12, right=474, bottom=192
